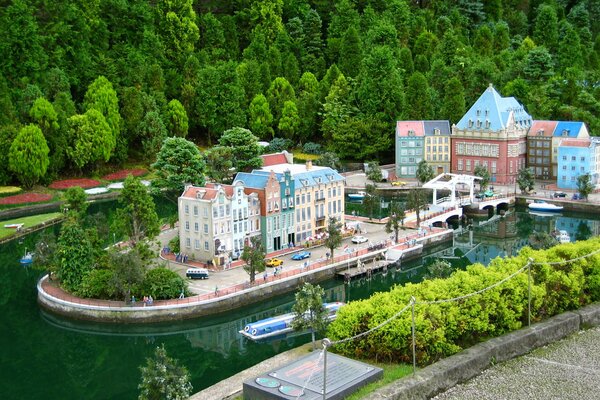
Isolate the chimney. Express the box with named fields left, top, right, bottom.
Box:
left=306, top=160, right=312, bottom=170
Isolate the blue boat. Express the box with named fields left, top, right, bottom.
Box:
left=20, top=251, right=34, bottom=266
left=239, top=302, right=345, bottom=341
left=348, top=191, right=366, bottom=200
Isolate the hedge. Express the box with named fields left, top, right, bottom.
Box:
left=327, top=237, right=600, bottom=365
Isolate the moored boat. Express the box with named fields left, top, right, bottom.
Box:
left=20, top=252, right=34, bottom=265
left=528, top=200, right=563, bottom=212
left=239, top=302, right=344, bottom=341
left=348, top=191, right=366, bottom=200
left=552, top=230, right=571, bottom=244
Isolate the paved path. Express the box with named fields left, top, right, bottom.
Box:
left=433, top=326, right=600, bottom=400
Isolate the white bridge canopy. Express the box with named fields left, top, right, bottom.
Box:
left=422, top=173, right=482, bottom=204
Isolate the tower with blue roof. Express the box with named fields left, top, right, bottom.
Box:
left=451, top=84, right=532, bottom=185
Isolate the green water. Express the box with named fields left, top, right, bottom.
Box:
left=1, top=199, right=599, bottom=399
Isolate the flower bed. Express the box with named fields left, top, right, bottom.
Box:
left=49, top=178, right=101, bottom=190
left=0, top=192, right=52, bottom=205
left=102, top=169, right=148, bottom=181
left=0, top=186, right=22, bottom=198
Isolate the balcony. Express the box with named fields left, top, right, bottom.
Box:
left=315, top=196, right=326, bottom=203
left=315, top=215, right=326, bottom=221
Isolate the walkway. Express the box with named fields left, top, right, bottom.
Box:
left=433, top=326, right=600, bottom=400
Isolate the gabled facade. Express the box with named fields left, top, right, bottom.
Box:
left=556, top=137, right=600, bottom=190
left=423, top=120, right=451, bottom=174
left=395, top=121, right=425, bottom=178
left=451, top=84, right=532, bottom=185
left=527, top=120, right=557, bottom=180
left=551, top=121, right=589, bottom=177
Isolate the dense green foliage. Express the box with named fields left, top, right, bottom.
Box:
left=292, top=283, right=328, bottom=349
left=114, top=176, right=160, bottom=245
left=1, top=0, right=597, bottom=183
left=138, top=345, right=192, bottom=400
left=327, top=237, right=600, bottom=365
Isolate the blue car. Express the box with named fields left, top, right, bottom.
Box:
left=291, top=251, right=311, bottom=260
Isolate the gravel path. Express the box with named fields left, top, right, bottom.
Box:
left=432, top=327, right=600, bottom=400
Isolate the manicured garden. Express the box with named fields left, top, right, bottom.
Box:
left=327, top=237, right=600, bottom=366
left=0, top=212, right=63, bottom=239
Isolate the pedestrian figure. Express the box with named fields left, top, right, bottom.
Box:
left=131, top=295, right=136, bottom=304
left=179, top=290, right=185, bottom=299
left=143, top=296, right=148, bottom=306
left=148, top=295, right=153, bottom=305
left=214, top=286, right=219, bottom=296
left=263, top=272, right=267, bottom=281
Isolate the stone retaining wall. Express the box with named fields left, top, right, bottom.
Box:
left=362, top=303, right=600, bottom=400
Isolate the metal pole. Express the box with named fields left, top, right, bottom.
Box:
left=322, top=339, right=330, bottom=400
left=411, top=296, right=416, bottom=375
left=527, top=258, right=533, bottom=327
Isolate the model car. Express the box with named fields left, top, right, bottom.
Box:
left=291, top=251, right=311, bottom=260
left=553, top=192, right=567, bottom=198
left=265, top=258, right=283, bottom=267
left=351, top=235, right=368, bottom=244
left=391, top=181, right=407, bottom=186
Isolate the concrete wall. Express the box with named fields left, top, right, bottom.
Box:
left=362, top=303, right=600, bottom=400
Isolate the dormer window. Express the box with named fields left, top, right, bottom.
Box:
left=485, top=120, right=490, bottom=129
left=485, top=109, right=489, bottom=116
left=408, top=129, right=415, bottom=136
left=562, top=130, right=569, bottom=137
left=434, top=128, right=440, bottom=136
left=476, top=120, right=482, bottom=128
left=468, top=119, right=473, bottom=128
left=476, top=109, right=481, bottom=116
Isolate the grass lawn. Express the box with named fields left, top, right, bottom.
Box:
left=0, top=212, right=63, bottom=239
left=345, top=362, right=414, bottom=400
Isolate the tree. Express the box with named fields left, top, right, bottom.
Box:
left=324, top=217, right=342, bottom=261
left=204, top=146, right=235, bottom=184
left=138, top=111, right=167, bottom=159
left=339, top=26, right=362, bottom=78
left=406, top=72, right=433, bottom=120
left=33, top=230, right=57, bottom=275
left=83, top=76, right=121, bottom=159
left=8, top=125, right=49, bottom=188
left=316, top=152, right=341, bottom=170
left=109, top=247, right=146, bottom=301
left=366, top=161, right=383, bottom=183
left=114, top=175, right=160, bottom=246
left=151, top=137, right=206, bottom=195
left=517, top=167, right=535, bottom=194
left=164, top=99, right=188, bottom=138
left=302, top=9, right=325, bottom=78
left=138, top=345, right=192, bottom=400
left=385, top=201, right=406, bottom=244
left=65, top=109, right=113, bottom=171
left=56, top=217, right=94, bottom=293
left=407, top=188, right=427, bottom=227
left=155, top=0, right=199, bottom=64
left=577, top=173, right=593, bottom=200
left=29, top=96, right=64, bottom=173
left=424, top=259, right=453, bottom=280
left=473, top=165, right=491, bottom=190
left=533, top=4, right=559, bottom=52
left=62, top=186, right=88, bottom=219
left=266, top=77, right=296, bottom=127
left=291, top=283, right=328, bottom=349
left=322, top=74, right=352, bottom=143
left=277, top=100, right=300, bottom=139
left=248, top=94, right=274, bottom=139
left=296, top=72, right=320, bottom=143
left=416, top=160, right=434, bottom=185
left=441, top=78, right=465, bottom=124
left=241, top=236, right=266, bottom=284
left=362, top=184, right=380, bottom=220
left=218, top=127, right=263, bottom=172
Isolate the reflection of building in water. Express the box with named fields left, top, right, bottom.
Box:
left=184, top=285, right=346, bottom=355
left=555, top=217, right=600, bottom=241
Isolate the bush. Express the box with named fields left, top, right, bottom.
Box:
left=265, top=137, right=292, bottom=153
left=169, top=235, right=180, bottom=254
left=328, top=238, right=600, bottom=365
left=303, top=142, right=323, bottom=155
left=141, top=267, right=188, bottom=300
left=77, top=269, right=115, bottom=299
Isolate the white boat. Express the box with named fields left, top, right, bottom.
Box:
left=20, top=251, right=34, bottom=265
left=553, top=230, right=571, bottom=244
left=348, top=191, right=366, bottom=200
left=4, top=223, right=23, bottom=229
left=239, top=302, right=344, bottom=341
left=528, top=200, right=563, bottom=212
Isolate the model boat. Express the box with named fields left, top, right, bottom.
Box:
left=239, top=302, right=345, bottom=341
left=528, top=200, right=563, bottom=212
left=20, top=251, right=33, bottom=265
left=348, top=191, right=366, bottom=200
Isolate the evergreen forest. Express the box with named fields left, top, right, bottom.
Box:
left=1, top=0, right=599, bottom=186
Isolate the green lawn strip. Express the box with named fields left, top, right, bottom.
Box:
left=345, top=362, right=413, bottom=400
left=0, top=212, right=63, bottom=239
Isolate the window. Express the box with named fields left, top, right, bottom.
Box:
left=194, top=222, right=199, bottom=232
left=562, top=165, right=567, bottom=170
left=466, top=160, right=471, bottom=171
left=204, top=223, right=208, bottom=234
left=581, top=157, right=586, bottom=162
left=571, top=166, right=576, bottom=171
left=458, top=159, right=463, bottom=171
left=203, top=207, right=208, bottom=217
left=193, top=206, right=198, bottom=216
left=572, top=156, right=576, bottom=161
left=204, top=241, right=209, bottom=250
left=491, top=161, right=497, bottom=174
left=194, top=239, right=200, bottom=250
left=581, top=167, right=585, bottom=172
left=185, top=221, right=190, bottom=231
left=185, top=238, right=191, bottom=248
left=562, top=156, right=567, bottom=161
left=184, top=205, right=189, bottom=214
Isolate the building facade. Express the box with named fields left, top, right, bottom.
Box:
left=451, top=84, right=531, bottom=185
left=556, top=137, right=600, bottom=190
left=423, top=120, right=451, bottom=175
left=551, top=121, right=590, bottom=177
left=395, top=121, right=425, bottom=178
left=527, top=120, right=557, bottom=180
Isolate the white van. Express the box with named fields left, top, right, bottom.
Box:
left=186, top=268, right=209, bottom=279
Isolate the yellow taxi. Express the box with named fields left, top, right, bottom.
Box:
left=265, top=258, right=283, bottom=267
left=391, top=181, right=407, bottom=186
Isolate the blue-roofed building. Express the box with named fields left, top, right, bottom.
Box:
left=556, top=137, right=600, bottom=190
left=551, top=121, right=589, bottom=177
left=451, top=84, right=532, bottom=185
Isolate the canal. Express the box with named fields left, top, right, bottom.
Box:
left=0, top=199, right=598, bottom=399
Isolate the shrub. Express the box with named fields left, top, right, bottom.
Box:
left=169, top=235, right=180, bottom=254
left=303, top=142, right=323, bottom=155
left=141, top=267, right=188, bottom=300
left=265, top=137, right=292, bottom=153
left=77, top=269, right=115, bottom=299
left=328, top=237, right=600, bottom=365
